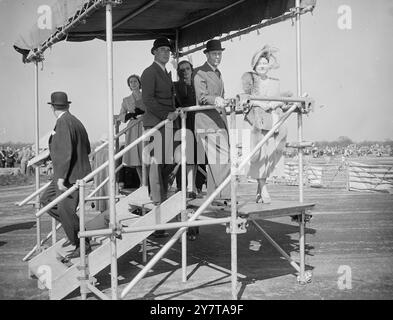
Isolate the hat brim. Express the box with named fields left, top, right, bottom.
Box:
left=151, top=46, right=174, bottom=55
left=203, top=48, right=225, bottom=54
left=47, top=102, right=71, bottom=106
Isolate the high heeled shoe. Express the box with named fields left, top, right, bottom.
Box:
left=256, top=193, right=271, bottom=204
left=261, top=189, right=271, bottom=204
left=261, top=194, right=271, bottom=204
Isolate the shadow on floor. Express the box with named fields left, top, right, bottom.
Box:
left=0, top=222, right=35, bottom=234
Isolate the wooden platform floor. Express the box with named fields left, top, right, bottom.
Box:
left=1, top=182, right=393, bottom=300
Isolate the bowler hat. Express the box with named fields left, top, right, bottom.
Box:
left=47, top=91, right=71, bottom=110
left=151, top=37, right=173, bottom=55
left=203, top=39, right=225, bottom=54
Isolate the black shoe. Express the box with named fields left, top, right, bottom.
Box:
left=153, top=230, right=169, bottom=238
left=66, top=243, right=92, bottom=259
left=61, top=240, right=72, bottom=248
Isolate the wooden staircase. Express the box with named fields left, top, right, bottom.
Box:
left=28, top=186, right=182, bottom=300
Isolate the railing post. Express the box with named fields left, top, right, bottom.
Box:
left=229, top=101, right=238, bottom=300
left=180, top=110, right=187, bottom=282
left=141, top=127, right=148, bottom=263
left=114, top=116, right=120, bottom=195
left=295, top=0, right=306, bottom=284
left=51, top=218, right=57, bottom=246
left=105, top=1, right=118, bottom=300
left=78, top=180, right=89, bottom=300
left=34, top=61, right=42, bottom=254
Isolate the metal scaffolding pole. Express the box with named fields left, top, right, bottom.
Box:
left=295, top=0, right=306, bottom=284
left=105, top=2, right=118, bottom=300
left=181, top=111, right=187, bottom=282
left=229, top=104, right=238, bottom=300
left=34, top=62, right=42, bottom=253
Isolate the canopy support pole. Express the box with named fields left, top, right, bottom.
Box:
left=34, top=62, right=42, bottom=254
left=176, top=29, right=188, bottom=284
left=295, top=0, right=306, bottom=284
left=105, top=1, right=118, bottom=300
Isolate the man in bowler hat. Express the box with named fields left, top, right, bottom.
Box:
left=193, top=39, right=231, bottom=202
left=141, top=37, right=179, bottom=237
left=40, top=91, right=92, bottom=259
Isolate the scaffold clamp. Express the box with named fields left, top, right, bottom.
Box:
left=226, top=218, right=247, bottom=234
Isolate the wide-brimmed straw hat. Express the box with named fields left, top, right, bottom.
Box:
left=251, top=45, right=280, bottom=71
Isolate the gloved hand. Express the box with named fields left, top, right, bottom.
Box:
left=214, top=96, right=226, bottom=108
left=124, top=112, right=137, bottom=122
left=167, top=111, right=179, bottom=121
left=134, top=108, right=145, bottom=116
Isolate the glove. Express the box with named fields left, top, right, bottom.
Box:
left=134, top=108, right=145, bottom=116
left=124, top=112, right=137, bottom=122
left=214, top=96, right=226, bottom=108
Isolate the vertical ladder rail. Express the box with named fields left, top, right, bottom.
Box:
left=105, top=2, right=118, bottom=300
left=79, top=180, right=88, bottom=300
left=295, top=0, right=306, bottom=284
left=34, top=61, right=42, bottom=254
left=181, top=110, right=188, bottom=282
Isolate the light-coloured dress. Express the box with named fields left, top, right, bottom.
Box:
left=241, top=72, right=287, bottom=179
left=119, top=92, right=145, bottom=167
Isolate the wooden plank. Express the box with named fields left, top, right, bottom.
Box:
left=188, top=198, right=315, bottom=220
left=237, top=201, right=315, bottom=220
left=50, top=192, right=183, bottom=300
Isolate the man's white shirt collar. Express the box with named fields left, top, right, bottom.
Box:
left=57, top=111, right=66, bottom=119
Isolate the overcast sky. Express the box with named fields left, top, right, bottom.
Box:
left=0, top=0, right=392, bottom=144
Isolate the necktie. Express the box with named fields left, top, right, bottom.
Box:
left=215, top=69, right=221, bottom=78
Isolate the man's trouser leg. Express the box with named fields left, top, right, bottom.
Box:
left=195, top=110, right=231, bottom=200
left=40, top=179, right=61, bottom=222
left=57, top=187, right=80, bottom=246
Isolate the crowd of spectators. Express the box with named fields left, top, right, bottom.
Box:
left=284, top=143, right=393, bottom=158
left=0, top=145, right=35, bottom=174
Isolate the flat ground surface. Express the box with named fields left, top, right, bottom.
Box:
left=0, top=181, right=393, bottom=300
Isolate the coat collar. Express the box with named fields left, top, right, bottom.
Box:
left=200, top=62, right=223, bottom=83
left=151, top=61, right=172, bottom=82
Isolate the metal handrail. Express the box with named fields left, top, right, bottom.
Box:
left=89, top=119, right=139, bottom=159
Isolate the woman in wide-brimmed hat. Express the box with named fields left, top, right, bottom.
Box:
left=241, top=45, right=292, bottom=203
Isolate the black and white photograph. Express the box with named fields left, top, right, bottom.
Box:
left=0, top=0, right=392, bottom=305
